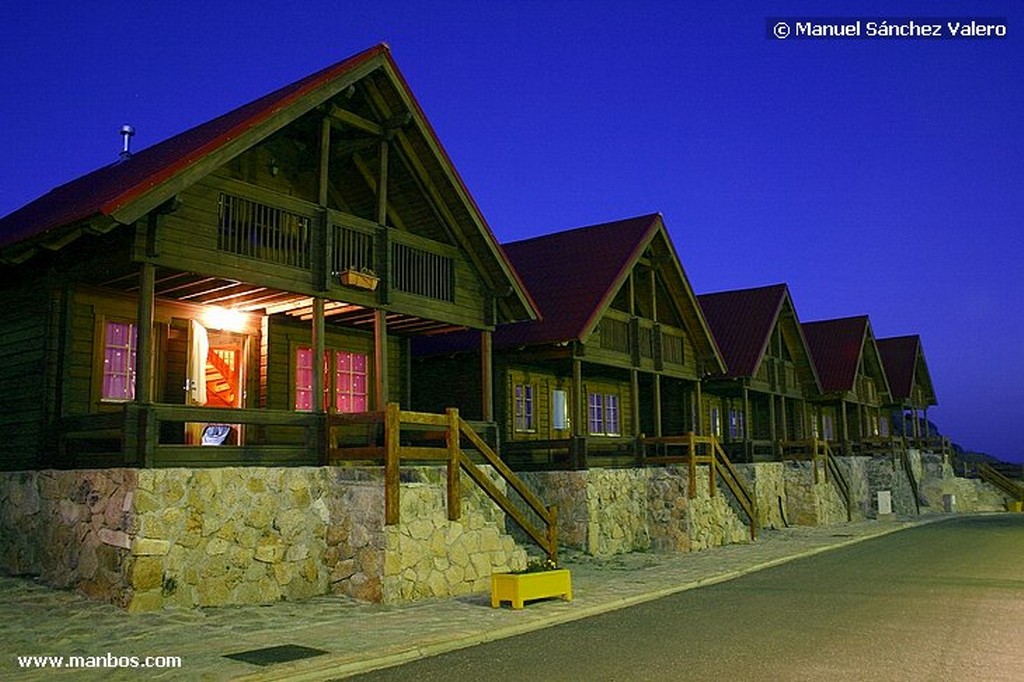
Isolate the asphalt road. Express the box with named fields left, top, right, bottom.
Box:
left=348, top=515, right=1024, bottom=681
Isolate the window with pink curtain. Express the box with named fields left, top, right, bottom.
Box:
left=295, top=348, right=368, bottom=412
left=335, top=351, right=368, bottom=413
left=295, top=347, right=314, bottom=411
left=102, top=321, right=137, bottom=401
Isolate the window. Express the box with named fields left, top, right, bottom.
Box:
left=710, top=407, right=722, bottom=438
left=551, top=389, right=568, bottom=431
left=295, top=347, right=369, bottom=413
left=728, top=409, right=745, bottom=440
left=334, top=351, right=368, bottom=413
left=604, top=395, right=620, bottom=435
left=588, top=392, right=620, bottom=435
left=822, top=414, right=835, bottom=441
left=514, top=383, right=535, bottom=432
left=102, top=321, right=137, bottom=401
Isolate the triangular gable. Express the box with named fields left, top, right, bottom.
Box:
left=698, top=283, right=820, bottom=390
left=0, top=44, right=536, bottom=324
left=494, top=214, right=724, bottom=373
left=802, top=316, right=890, bottom=398
left=877, top=335, right=937, bottom=406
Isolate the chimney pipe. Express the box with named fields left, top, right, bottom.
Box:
left=119, top=124, right=135, bottom=160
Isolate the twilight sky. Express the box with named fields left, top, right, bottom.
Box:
left=1, top=2, right=1021, bottom=462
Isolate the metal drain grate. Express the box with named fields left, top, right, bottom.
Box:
left=224, top=644, right=329, bottom=666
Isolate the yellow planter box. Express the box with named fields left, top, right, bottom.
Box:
left=1008, top=500, right=1022, bottom=513
left=491, top=569, right=573, bottom=609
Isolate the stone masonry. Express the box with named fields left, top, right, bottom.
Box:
left=0, top=466, right=525, bottom=612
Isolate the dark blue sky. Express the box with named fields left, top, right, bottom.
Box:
left=1, top=2, right=1021, bottom=462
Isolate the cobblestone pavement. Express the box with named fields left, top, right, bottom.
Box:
left=1, top=516, right=948, bottom=681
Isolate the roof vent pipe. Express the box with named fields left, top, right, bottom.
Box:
left=119, top=124, right=135, bottom=160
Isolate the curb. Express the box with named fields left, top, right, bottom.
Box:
left=236, top=517, right=945, bottom=681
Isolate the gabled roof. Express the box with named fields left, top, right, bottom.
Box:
left=877, top=335, right=938, bottom=406
left=801, top=315, right=890, bottom=397
left=0, top=45, right=384, bottom=252
left=698, top=283, right=785, bottom=378
left=491, top=214, right=724, bottom=372
left=497, top=215, right=657, bottom=347
left=0, top=44, right=536, bottom=323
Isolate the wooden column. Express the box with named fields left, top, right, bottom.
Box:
left=377, top=137, right=389, bottom=225
left=312, top=297, right=325, bottom=413
left=652, top=374, right=662, bottom=437
left=135, top=261, right=156, bottom=467
left=840, top=402, right=850, bottom=454
left=135, top=262, right=155, bottom=405
left=630, top=369, right=640, bottom=437
left=480, top=330, right=493, bottom=422
left=694, top=379, right=703, bottom=435
left=572, top=356, right=583, bottom=437
left=374, top=309, right=389, bottom=408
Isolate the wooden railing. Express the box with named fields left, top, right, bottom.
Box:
left=978, top=462, right=1024, bottom=502
left=782, top=438, right=852, bottom=521
left=60, top=404, right=322, bottom=467
left=641, top=433, right=757, bottom=540
left=825, top=446, right=853, bottom=522
left=327, top=403, right=558, bottom=562
left=899, top=448, right=922, bottom=515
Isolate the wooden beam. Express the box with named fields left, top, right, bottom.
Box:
left=329, top=104, right=383, bottom=136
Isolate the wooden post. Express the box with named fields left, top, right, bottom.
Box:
left=446, top=408, right=460, bottom=521
left=135, top=262, right=155, bottom=406
left=652, top=373, right=662, bottom=438
left=480, top=331, right=493, bottom=422
left=630, top=369, right=640, bottom=437
left=709, top=436, right=717, bottom=497
left=374, top=309, right=389, bottom=408
left=377, top=137, right=389, bottom=226
left=688, top=432, right=697, bottom=499
left=136, top=262, right=156, bottom=467
left=572, top=356, right=582, bottom=438
left=694, top=379, right=703, bottom=435
left=384, top=402, right=400, bottom=525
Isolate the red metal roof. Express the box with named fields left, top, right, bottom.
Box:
left=801, top=316, right=870, bottom=393
left=697, top=284, right=788, bottom=378
left=0, top=45, right=386, bottom=251
left=876, top=335, right=924, bottom=402
left=493, top=214, right=661, bottom=347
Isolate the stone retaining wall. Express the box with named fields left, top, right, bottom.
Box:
left=0, top=466, right=525, bottom=612
left=782, top=462, right=848, bottom=526
left=517, top=466, right=751, bottom=558
left=917, top=453, right=1008, bottom=513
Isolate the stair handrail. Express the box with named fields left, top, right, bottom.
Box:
left=899, top=447, right=922, bottom=515
left=708, top=435, right=758, bottom=540
left=456, top=414, right=558, bottom=562
left=824, top=441, right=853, bottom=522
left=978, top=462, right=1024, bottom=502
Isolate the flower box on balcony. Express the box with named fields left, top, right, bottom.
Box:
left=339, top=269, right=379, bottom=291
left=491, top=568, right=572, bottom=609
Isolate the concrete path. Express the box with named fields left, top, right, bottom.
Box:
left=2, top=516, right=950, bottom=681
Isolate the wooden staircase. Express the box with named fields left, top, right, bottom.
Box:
left=978, top=462, right=1024, bottom=502
left=641, top=433, right=758, bottom=540
left=327, top=404, right=558, bottom=562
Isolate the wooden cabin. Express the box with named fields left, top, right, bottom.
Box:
left=801, top=316, right=893, bottom=456
left=415, top=214, right=725, bottom=468
left=697, top=284, right=821, bottom=461
left=877, top=335, right=940, bottom=449
left=0, top=44, right=536, bottom=471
